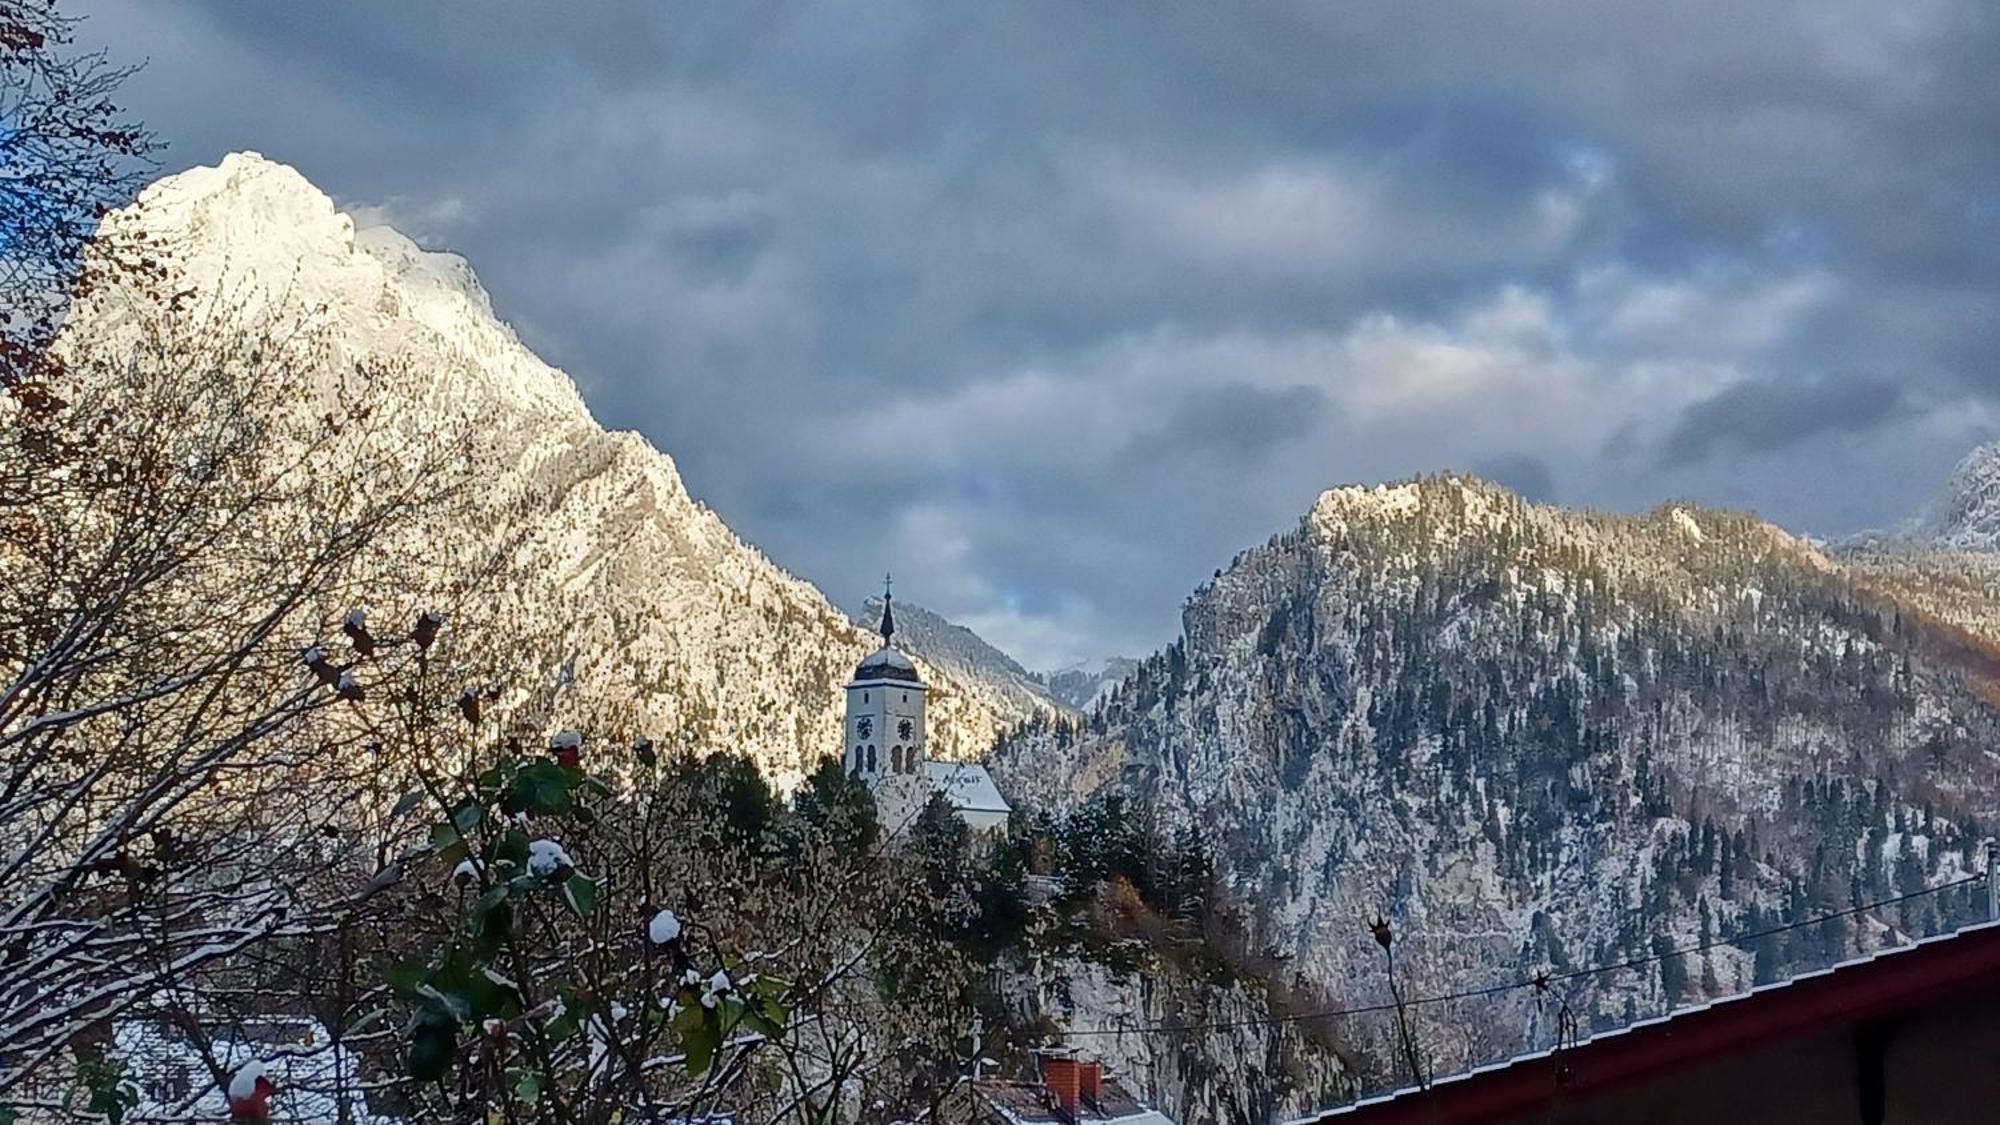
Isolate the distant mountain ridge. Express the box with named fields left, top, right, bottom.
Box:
left=1041, top=657, right=1140, bottom=711
left=77, top=153, right=1048, bottom=783
left=850, top=595, right=1069, bottom=719
left=1845, top=439, right=2000, bottom=553
left=845, top=595, right=1139, bottom=718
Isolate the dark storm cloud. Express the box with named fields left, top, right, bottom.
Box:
left=1120, top=383, right=1328, bottom=469
left=1472, top=455, right=1557, bottom=504
left=1657, top=376, right=1914, bottom=469
left=73, top=0, right=2000, bottom=665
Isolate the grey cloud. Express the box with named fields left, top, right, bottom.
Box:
left=1120, top=383, right=1328, bottom=470
left=1472, top=455, right=1557, bottom=504
left=1657, top=376, right=1914, bottom=468
left=71, top=0, right=2000, bottom=661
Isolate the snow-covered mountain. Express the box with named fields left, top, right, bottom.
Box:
left=1909, top=440, right=2000, bottom=550
left=995, top=473, right=2000, bottom=1106
left=845, top=593, right=1135, bottom=717
left=1041, top=657, right=1140, bottom=712
left=75, top=153, right=1049, bottom=783
left=850, top=595, right=1069, bottom=719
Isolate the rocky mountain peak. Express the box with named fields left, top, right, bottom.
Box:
left=73, top=156, right=1053, bottom=784
left=1911, top=439, right=2000, bottom=550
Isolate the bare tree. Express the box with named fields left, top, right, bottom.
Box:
left=0, top=0, right=155, bottom=394
left=0, top=292, right=478, bottom=1110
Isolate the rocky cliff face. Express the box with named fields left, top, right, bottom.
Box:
left=997, top=474, right=2000, bottom=1102
left=1042, top=657, right=1142, bottom=712
left=1907, top=440, right=2000, bottom=552
left=75, top=153, right=1049, bottom=783
left=1016, top=956, right=1352, bottom=1125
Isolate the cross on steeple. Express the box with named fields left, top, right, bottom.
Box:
left=879, top=572, right=896, bottom=642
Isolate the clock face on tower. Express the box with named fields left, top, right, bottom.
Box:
left=898, top=718, right=914, bottom=741
left=855, top=716, right=873, bottom=740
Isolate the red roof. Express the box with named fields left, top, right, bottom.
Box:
left=1293, top=919, right=2000, bottom=1125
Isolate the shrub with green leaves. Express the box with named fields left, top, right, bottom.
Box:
left=385, top=738, right=790, bottom=1120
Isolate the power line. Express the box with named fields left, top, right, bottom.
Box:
left=1059, top=870, right=1989, bottom=1038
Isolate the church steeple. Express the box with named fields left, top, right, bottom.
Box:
left=847, top=574, right=926, bottom=791
left=879, top=572, right=896, bottom=643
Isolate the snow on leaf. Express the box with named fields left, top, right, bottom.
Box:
left=648, top=908, right=682, bottom=945
left=526, top=838, right=570, bottom=877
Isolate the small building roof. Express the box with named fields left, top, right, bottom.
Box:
left=925, top=760, right=1012, bottom=814
left=1291, top=917, right=2000, bottom=1124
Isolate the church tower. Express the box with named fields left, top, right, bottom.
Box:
left=845, top=575, right=927, bottom=790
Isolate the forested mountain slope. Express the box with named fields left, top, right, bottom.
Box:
left=851, top=595, right=1069, bottom=719
left=995, top=474, right=2000, bottom=1097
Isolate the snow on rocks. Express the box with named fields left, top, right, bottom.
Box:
left=1671, top=507, right=1706, bottom=542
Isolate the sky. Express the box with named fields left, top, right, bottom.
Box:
left=77, top=1, right=2000, bottom=669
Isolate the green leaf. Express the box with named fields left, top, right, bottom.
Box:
left=738, top=1008, right=782, bottom=1039
left=683, top=1023, right=718, bottom=1075
left=717, top=995, right=746, bottom=1034
left=670, top=1001, right=705, bottom=1039
left=465, top=966, right=524, bottom=1021
left=508, top=1067, right=541, bottom=1106
left=451, top=800, right=484, bottom=834
left=406, top=1019, right=457, bottom=1081
left=561, top=873, right=598, bottom=918
left=757, top=995, right=791, bottom=1027
left=476, top=766, right=508, bottom=798
left=509, top=761, right=574, bottom=815
left=391, top=791, right=424, bottom=818
left=470, top=888, right=512, bottom=956
left=385, top=959, right=428, bottom=999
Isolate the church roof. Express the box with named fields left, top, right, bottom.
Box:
left=853, top=644, right=923, bottom=685
left=853, top=577, right=924, bottom=684
left=923, top=760, right=1011, bottom=814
